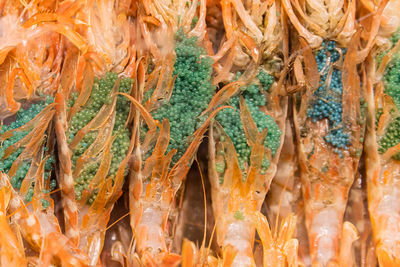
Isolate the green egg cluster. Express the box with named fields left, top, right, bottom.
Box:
left=379, top=28, right=400, bottom=160
left=68, top=73, right=132, bottom=200
left=383, top=55, right=400, bottom=108
left=216, top=72, right=281, bottom=171
left=0, top=97, right=55, bottom=202
left=150, top=29, right=215, bottom=163
left=378, top=116, right=400, bottom=160
left=257, top=70, right=274, bottom=91
left=390, top=27, right=400, bottom=46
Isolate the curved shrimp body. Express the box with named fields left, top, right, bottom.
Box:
left=55, top=71, right=133, bottom=265
left=364, top=25, right=400, bottom=265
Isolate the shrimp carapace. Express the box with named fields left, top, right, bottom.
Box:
left=208, top=73, right=285, bottom=265
left=291, top=38, right=365, bottom=266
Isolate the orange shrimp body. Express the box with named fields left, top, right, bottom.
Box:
left=54, top=71, right=134, bottom=265
left=128, top=1, right=217, bottom=264
left=283, top=0, right=368, bottom=265
left=364, top=2, right=400, bottom=264
left=206, top=1, right=290, bottom=265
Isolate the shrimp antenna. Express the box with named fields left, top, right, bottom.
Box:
left=105, top=212, right=131, bottom=231
left=207, top=221, right=217, bottom=255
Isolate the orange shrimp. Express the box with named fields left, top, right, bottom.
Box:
left=206, top=1, right=290, bottom=265
left=0, top=82, right=92, bottom=265
left=55, top=68, right=135, bottom=265
left=0, top=171, right=90, bottom=266
left=0, top=90, right=90, bottom=265
left=363, top=1, right=400, bottom=265
left=127, top=1, right=221, bottom=264
left=283, top=0, right=370, bottom=264
left=208, top=116, right=287, bottom=266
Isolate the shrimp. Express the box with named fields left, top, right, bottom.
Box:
left=205, top=1, right=289, bottom=265
left=283, top=0, right=370, bottom=264
left=54, top=70, right=135, bottom=265
left=127, top=0, right=219, bottom=264
left=363, top=1, right=400, bottom=264
left=0, top=73, right=93, bottom=265
left=0, top=92, right=91, bottom=265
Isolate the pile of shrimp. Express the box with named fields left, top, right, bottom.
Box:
left=0, top=0, right=399, bottom=266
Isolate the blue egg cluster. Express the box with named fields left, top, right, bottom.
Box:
left=325, top=128, right=349, bottom=158
left=308, top=95, right=342, bottom=124
left=307, top=41, right=349, bottom=151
